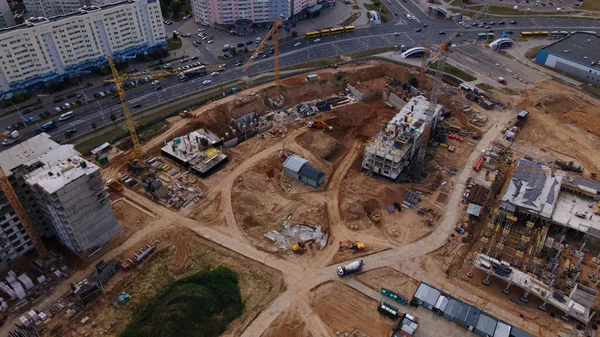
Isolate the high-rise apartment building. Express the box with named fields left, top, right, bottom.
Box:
left=23, top=0, right=89, bottom=18
left=0, top=0, right=15, bottom=29
left=0, top=133, right=120, bottom=271
left=0, top=0, right=166, bottom=95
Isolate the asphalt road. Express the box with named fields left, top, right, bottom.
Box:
left=2, top=0, right=599, bottom=145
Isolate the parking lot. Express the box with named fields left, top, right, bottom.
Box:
left=468, top=0, right=582, bottom=11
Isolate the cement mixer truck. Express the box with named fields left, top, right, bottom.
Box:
left=336, top=260, right=364, bottom=277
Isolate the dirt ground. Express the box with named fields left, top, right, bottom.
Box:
left=261, top=309, right=314, bottom=337
left=68, top=229, right=284, bottom=337
left=515, top=80, right=600, bottom=174
left=357, top=267, right=419, bottom=299
left=311, top=281, right=395, bottom=337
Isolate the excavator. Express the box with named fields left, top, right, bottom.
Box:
left=339, top=241, right=365, bottom=251
left=292, top=239, right=316, bottom=253
left=307, top=120, right=333, bottom=132
left=179, top=110, right=195, bottom=118
left=368, top=210, right=381, bottom=224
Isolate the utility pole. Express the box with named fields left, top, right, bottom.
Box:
left=12, top=104, right=28, bottom=126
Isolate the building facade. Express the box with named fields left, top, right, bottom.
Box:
left=0, top=0, right=166, bottom=95
left=0, top=0, right=15, bottom=29
left=0, top=133, right=120, bottom=270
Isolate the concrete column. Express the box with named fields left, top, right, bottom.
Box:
left=573, top=272, right=580, bottom=282
left=575, top=256, right=584, bottom=269
left=538, top=300, right=547, bottom=311
left=580, top=242, right=586, bottom=252
left=549, top=278, right=556, bottom=287
left=467, top=264, right=474, bottom=278
left=502, top=281, right=512, bottom=295
left=482, top=274, right=490, bottom=286
left=595, top=279, right=600, bottom=287
left=520, top=291, right=530, bottom=303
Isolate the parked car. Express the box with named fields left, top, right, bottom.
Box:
left=53, top=97, right=64, bottom=103
left=202, top=80, right=212, bottom=85
left=211, top=71, right=219, bottom=76
left=439, top=31, right=446, bottom=35
left=133, top=103, right=142, bottom=109
left=237, top=43, right=245, bottom=48
left=152, top=80, right=160, bottom=85
left=207, top=40, right=214, bottom=44
left=246, top=40, right=253, bottom=45
left=294, top=42, right=302, bottom=47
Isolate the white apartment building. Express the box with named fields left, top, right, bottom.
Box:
left=0, top=133, right=120, bottom=271
left=0, top=0, right=15, bottom=29
left=0, top=0, right=166, bottom=95
left=23, top=0, right=89, bottom=18
left=192, top=0, right=291, bottom=26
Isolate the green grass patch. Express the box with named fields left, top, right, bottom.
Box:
left=120, top=266, right=243, bottom=337
left=430, top=63, right=477, bottom=82
left=476, top=83, right=495, bottom=91
left=138, top=120, right=170, bottom=142
left=345, top=47, right=394, bottom=59
left=499, top=87, right=519, bottom=95
left=464, top=4, right=574, bottom=16
left=449, top=0, right=471, bottom=5
left=279, top=56, right=343, bottom=71
left=167, top=38, right=183, bottom=50
left=524, top=45, right=543, bottom=59
left=364, top=2, right=391, bottom=23
left=352, top=4, right=360, bottom=9
left=74, top=126, right=127, bottom=154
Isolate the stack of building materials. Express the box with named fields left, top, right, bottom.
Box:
left=11, top=281, right=26, bottom=300
left=505, top=126, right=518, bottom=141
left=264, top=220, right=326, bottom=251
left=17, top=273, right=34, bottom=290
left=0, top=282, right=16, bottom=299
left=404, top=191, right=421, bottom=208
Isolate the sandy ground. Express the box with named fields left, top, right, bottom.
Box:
left=357, top=267, right=419, bottom=299
left=261, top=308, right=314, bottom=337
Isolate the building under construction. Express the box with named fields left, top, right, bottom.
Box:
left=362, top=95, right=443, bottom=180
left=0, top=133, right=119, bottom=270
left=161, top=128, right=228, bottom=177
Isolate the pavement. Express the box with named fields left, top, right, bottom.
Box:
left=1, top=0, right=599, bottom=146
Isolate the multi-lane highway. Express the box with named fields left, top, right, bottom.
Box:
left=3, top=0, right=600, bottom=145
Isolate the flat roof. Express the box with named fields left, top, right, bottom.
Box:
left=161, top=128, right=222, bottom=164
left=0, top=133, right=60, bottom=176
left=541, top=32, right=600, bottom=69
left=551, top=191, right=600, bottom=239
left=501, top=159, right=563, bottom=218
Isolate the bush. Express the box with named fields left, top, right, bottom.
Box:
left=409, top=76, right=419, bottom=88
left=2, top=92, right=31, bottom=106
left=110, top=114, right=117, bottom=121
left=336, top=72, right=346, bottom=81
left=91, top=122, right=97, bottom=129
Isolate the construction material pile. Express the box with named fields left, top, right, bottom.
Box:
left=166, top=183, right=202, bottom=209
left=264, top=217, right=327, bottom=251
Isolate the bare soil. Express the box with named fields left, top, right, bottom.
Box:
left=357, top=267, right=419, bottom=299
left=261, top=309, right=314, bottom=337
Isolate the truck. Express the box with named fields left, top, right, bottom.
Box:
left=498, top=77, right=507, bottom=85
left=106, top=179, right=124, bottom=192
left=178, top=65, right=207, bottom=81
left=2, top=130, right=22, bottom=146
left=336, top=260, right=364, bottom=276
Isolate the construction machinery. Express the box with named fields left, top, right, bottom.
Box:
left=339, top=241, right=365, bottom=251
left=292, top=239, right=316, bottom=253
left=0, top=167, right=48, bottom=260
left=106, top=179, right=124, bottom=192
left=368, top=210, right=381, bottom=223
left=179, top=110, right=195, bottom=118
left=243, top=16, right=284, bottom=107
left=307, top=120, right=333, bottom=132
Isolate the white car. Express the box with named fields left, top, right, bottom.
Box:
left=555, top=7, right=562, bottom=11
left=54, top=107, right=62, bottom=112
left=63, top=103, right=71, bottom=109
left=393, top=32, right=400, bottom=36
left=151, top=80, right=160, bottom=85
left=314, top=38, right=321, bottom=42
left=405, top=14, right=413, bottom=20
left=198, top=28, right=205, bottom=32
left=202, top=80, right=212, bottom=85
left=211, top=71, right=219, bottom=76
left=294, top=42, right=302, bottom=47
left=207, top=40, right=214, bottom=44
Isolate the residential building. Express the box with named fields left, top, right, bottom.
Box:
left=0, top=0, right=166, bottom=95
left=0, top=133, right=120, bottom=271
left=23, top=0, right=89, bottom=18
left=535, top=32, right=600, bottom=84
left=0, top=0, right=15, bottom=29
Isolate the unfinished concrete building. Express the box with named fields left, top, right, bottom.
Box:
left=362, top=95, right=443, bottom=180
left=0, top=134, right=119, bottom=268
left=161, top=128, right=228, bottom=177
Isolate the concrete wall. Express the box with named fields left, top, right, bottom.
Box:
left=388, top=92, right=407, bottom=110
left=346, top=83, right=363, bottom=100
left=536, top=50, right=600, bottom=84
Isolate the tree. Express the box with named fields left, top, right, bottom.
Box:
left=172, top=32, right=178, bottom=40
left=408, top=76, right=419, bottom=88
left=91, top=122, right=97, bottom=129
left=170, top=0, right=182, bottom=18
left=243, top=47, right=249, bottom=54
left=110, top=114, right=117, bottom=121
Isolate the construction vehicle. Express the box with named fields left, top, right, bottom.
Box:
left=112, top=292, right=131, bottom=309
left=336, top=260, right=364, bottom=276
left=1, top=130, right=22, bottom=146
left=339, top=241, right=365, bottom=251
left=292, top=239, right=316, bottom=253
left=0, top=167, right=48, bottom=260
left=368, top=210, right=381, bottom=223
left=243, top=16, right=284, bottom=106
left=307, top=120, right=333, bottom=132
left=106, top=179, right=124, bottom=192
left=179, top=110, right=195, bottom=118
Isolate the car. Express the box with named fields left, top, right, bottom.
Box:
left=439, top=31, right=445, bottom=35
left=555, top=7, right=561, bottom=11
left=405, top=14, right=413, bottom=20
left=155, top=85, right=162, bottom=90
left=33, top=105, right=43, bottom=110
left=262, top=54, right=268, bottom=59
left=22, top=108, right=32, bottom=114
left=63, top=103, right=71, bottom=109
left=269, top=48, right=274, bottom=54
left=484, top=26, right=490, bottom=29
left=294, top=42, right=302, bottom=47
left=207, top=40, right=214, bottom=44
left=499, top=20, right=505, bottom=25
left=509, top=20, right=517, bottom=24
left=415, top=28, right=422, bottom=32
left=479, top=24, right=485, bottom=28
left=183, top=15, right=190, bottom=20
left=166, top=20, right=173, bottom=25
left=423, top=23, right=427, bottom=27
left=393, top=32, right=400, bottom=36
left=246, top=40, right=253, bottom=45
left=173, top=30, right=179, bottom=35
left=211, top=71, right=219, bottom=76
left=472, top=22, right=478, bottom=26
left=65, top=129, right=77, bottom=137
left=223, top=54, right=230, bottom=58
left=222, top=47, right=230, bottom=52
left=181, top=58, right=188, bottom=63
left=164, top=63, right=172, bottom=68
left=314, top=38, right=321, bottom=42
left=151, top=80, right=160, bottom=85
left=53, top=97, right=64, bottom=103
left=54, top=106, right=62, bottom=112
left=66, top=93, right=77, bottom=98
left=198, top=28, right=205, bottom=32
left=489, top=21, right=495, bottom=25
left=237, top=43, right=245, bottom=48
left=202, top=80, right=212, bottom=85
left=133, top=103, right=142, bottom=109
left=98, top=92, right=106, bottom=97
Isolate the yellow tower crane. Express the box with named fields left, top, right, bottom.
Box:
left=0, top=167, right=48, bottom=259
left=242, top=16, right=283, bottom=106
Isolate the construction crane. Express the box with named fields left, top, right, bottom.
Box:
left=105, top=63, right=226, bottom=83
left=107, top=57, right=145, bottom=173
left=242, top=16, right=283, bottom=105
left=0, top=167, right=48, bottom=259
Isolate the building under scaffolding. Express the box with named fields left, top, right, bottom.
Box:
left=161, top=129, right=228, bottom=177
left=362, top=95, right=443, bottom=180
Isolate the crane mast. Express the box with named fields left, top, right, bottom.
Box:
left=0, top=167, right=48, bottom=259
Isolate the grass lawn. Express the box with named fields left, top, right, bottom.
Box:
left=524, top=46, right=543, bottom=59
left=499, top=87, right=519, bottom=95
left=352, top=4, right=360, bottom=9
left=464, top=4, right=573, bottom=16
left=476, top=83, right=495, bottom=91
left=346, top=47, right=394, bottom=58
left=364, top=2, right=391, bottom=23
left=430, top=63, right=477, bottom=82
left=167, top=38, right=183, bottom=50
left=279, top=56, right=343, bottom=71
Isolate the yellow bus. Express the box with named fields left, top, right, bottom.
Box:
left=330, top=27, right=344, bottom=34
left=319, top=29, right=331, bottom=36
left=534, top=31, right=549, bottom=36
left=520, top=31, right=534, bottom=37
left=305, top=31, right=320, bottom=38
left=344, top=26, right=355, bottom=32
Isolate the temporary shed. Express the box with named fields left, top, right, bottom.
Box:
left=434, top=295, right=449, bottom=314
left=413, top=282, right=441, bottom=310
left=475, top=313, right=498, bottom=337
left=509, top=326, right=532, bottom=337
left=283, top=155, right=308, bottom=180
left=443, top=298, right=461, bottom=320
left=298, top=165, right=325, bottom=188
left=494, top=322, right=511, bottom=337
left=453, top=302, right=479, bottom=330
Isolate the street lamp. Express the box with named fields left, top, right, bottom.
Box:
left=523, top=8, right=530, bottom=19
left=96, top=101, right=105, bottom=121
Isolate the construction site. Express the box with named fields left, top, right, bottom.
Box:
left=2, top=26, right=600, bottom=337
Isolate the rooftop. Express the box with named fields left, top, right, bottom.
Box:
left=25, top=145, right=99, bottom=194
left=0, top=133, right=60, bottom=176
left=283, top=155, right=308, bottom=173
left=500, top=159, right=563, bottom=218
left=551, top=191, right=600, bottom=239
left=161, top=129, right=222, bottom=164
left=541, top=32, right=600, bottom=69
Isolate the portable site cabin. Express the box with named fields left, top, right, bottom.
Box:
left=442, top=298, right=461, bottom=320
left=475, top=313, right=498, bottom=337
left=493, top=321, right=511, bottom=337
left=413, top=282, right=441, bottom=310
left=282, top=155, right=325, bottom=188
left=434, top=295, right=449, bottom=314
left=298, top=165, right=325, bottom=188
left=453, top=302, right=480, bottom=331
left=509, top=327, right=532, bottom=337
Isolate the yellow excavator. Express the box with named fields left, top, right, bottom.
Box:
left=339, top=241, right=365, bottom=251
left=292, top=239, right=316, bottom=253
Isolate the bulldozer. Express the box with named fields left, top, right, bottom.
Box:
left=179, top=110, right=195, bottom=118
left=307, top=120, right=332, bottom=132
left=292, top=239, right=316, bottom=253
left=339, top=241, right=365, bottom=251
left=368, top=210, right=381, bottom=224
